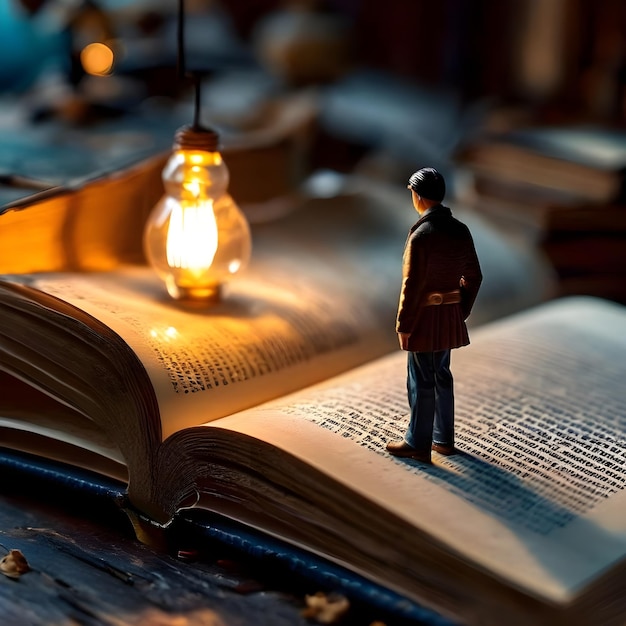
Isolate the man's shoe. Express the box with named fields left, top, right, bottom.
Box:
left=432, top=442, right=456, bottom=456
left=386, top=440, right=432, bottom=463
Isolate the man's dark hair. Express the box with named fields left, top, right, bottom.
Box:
left=407, top=167, right=446, bottom=202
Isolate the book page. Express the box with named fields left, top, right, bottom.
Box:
left=208, top=296, right=626, bottom=603
left=17, top=194, right=404, bottom=439
left=0, top=372, right=122, bottom=461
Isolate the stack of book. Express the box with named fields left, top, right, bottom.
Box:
left=455, top=125, right=626, bottom=303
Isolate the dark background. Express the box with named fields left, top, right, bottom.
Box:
left=1, top=0, right=625, bottom=303
left=3, top=1, right=625, bottom=125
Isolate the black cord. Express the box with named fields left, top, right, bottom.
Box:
left=178, top=0, right=202, bottom=130
left=193, top=76, right=201, bottom=128
left=177, top=0, right=185, bottom=81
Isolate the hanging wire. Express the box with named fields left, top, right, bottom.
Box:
left=177, top=0, right=202, bottom=129
left=177, top=0, right=186, bottom=81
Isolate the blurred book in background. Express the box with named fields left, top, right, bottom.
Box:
left=456, top=125, right=626, bottom=304
left=0, top=91, right=317, bottom=274
left=0, top=115, right=172, bottom=273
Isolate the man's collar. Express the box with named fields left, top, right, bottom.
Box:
left=417, top=203, right=450, bottom=222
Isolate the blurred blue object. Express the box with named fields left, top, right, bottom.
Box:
left=0, top=1, right=67, bottom=92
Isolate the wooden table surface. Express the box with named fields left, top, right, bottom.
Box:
left=0, top=472, right=429, bottom=626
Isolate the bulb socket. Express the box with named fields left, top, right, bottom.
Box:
left=173, top=125, right=220, bottom=152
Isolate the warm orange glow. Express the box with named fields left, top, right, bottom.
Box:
left=80, top=42, right=114, bottom=76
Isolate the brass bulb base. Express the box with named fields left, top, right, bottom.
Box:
left=165, top=276, right=222, bottom=304
left=173, top=125, right=220, bottom=152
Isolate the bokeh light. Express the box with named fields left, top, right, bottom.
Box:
left=80, top=42, right=114, bottom=76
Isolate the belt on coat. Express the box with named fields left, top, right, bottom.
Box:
left=424, top=290, right=461, bottom=306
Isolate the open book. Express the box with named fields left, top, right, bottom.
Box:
left=1, top=196, right=625, bottom=624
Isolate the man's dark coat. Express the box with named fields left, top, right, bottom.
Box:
left=396, top=204, right=482, bottom=352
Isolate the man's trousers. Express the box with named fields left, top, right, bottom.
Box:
left=404, top=349, right=454, bottom=451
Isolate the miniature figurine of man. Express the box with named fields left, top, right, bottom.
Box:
left=387, top=167, right=482, bottom=463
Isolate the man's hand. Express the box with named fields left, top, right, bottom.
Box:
left=398, top=332, right=410, bottom=350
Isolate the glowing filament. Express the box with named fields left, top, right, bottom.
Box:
left=166, top=197, right=218, bottom=271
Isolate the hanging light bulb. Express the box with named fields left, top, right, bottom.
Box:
left=144, top=0, right=251, bottom=303
left=143, top=124, right=251, bottom=303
